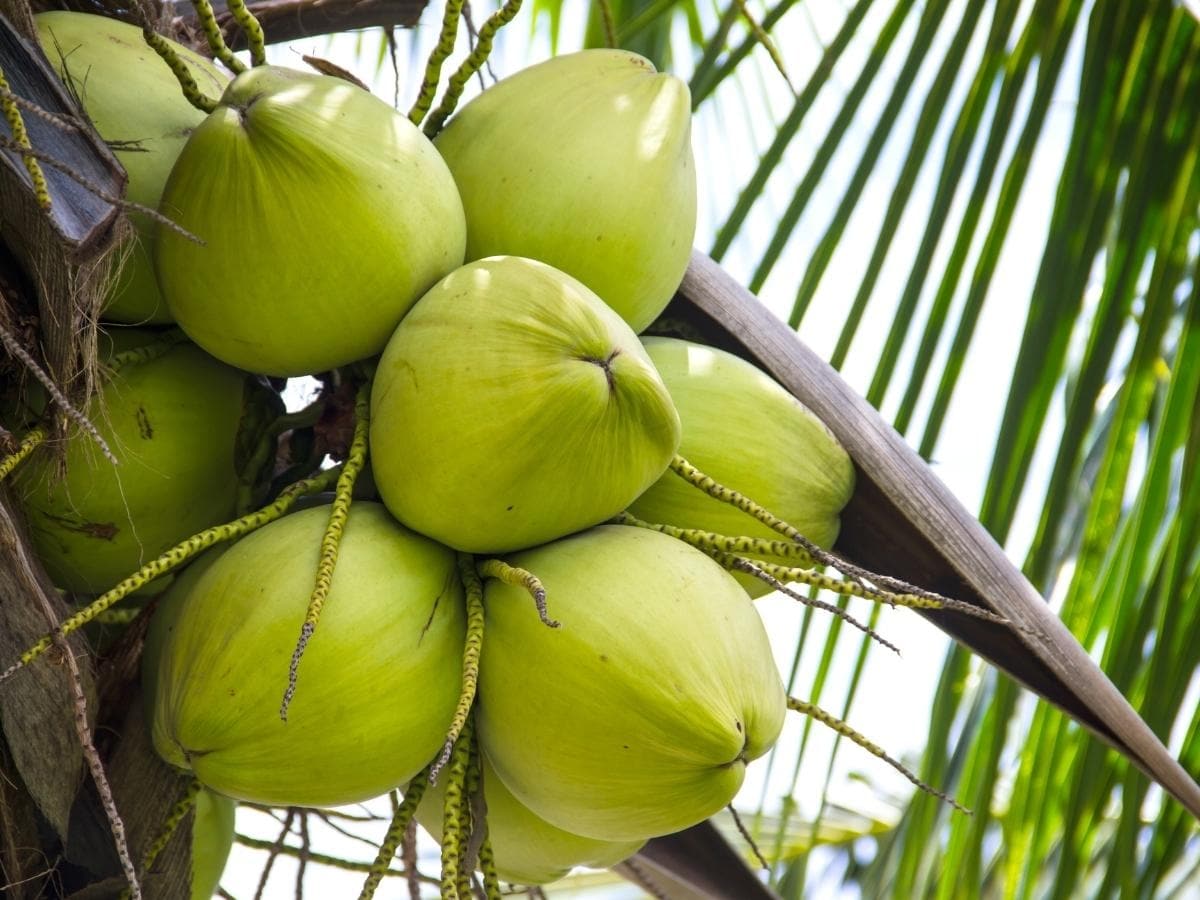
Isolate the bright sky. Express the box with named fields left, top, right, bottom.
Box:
left=221, top=1, right=1085, bottom=896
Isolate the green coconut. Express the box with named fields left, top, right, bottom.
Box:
left=434, top=49, right=696, bottom=332
left=34, top=11, right=228, bottom=324
left=629, top=337, right=856, bottom=596
left=13, top=332, right=252, bottom=594
left=477, top=524, right=786, bottom=842
left=369, top=256, right=681, bottom=554
left=416, top=753, right=644, bottom=885
left=155, top=65, right=466, bottom=376
left=191, top=788, right=236, bottom=899
left=151, top=503, right=465, bottom=807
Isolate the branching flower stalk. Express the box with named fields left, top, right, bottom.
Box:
left=118, top=779, right=202, bottom=899
left=0, top=63, right=51, bottom=210
left=431, top=553, right=487, bottom=781
left=787, top=696, right=970, bottom=814
left=666, top=456, right=1013, bottom=617
left=422, top=0, right=525, bottom=137
left=0, top=426, right=46, bottom=482
left=439, top=716, right=475, bottom=900
left=408, top=0, right=467, bottom=125
left=224, top=0, right=268, bottom=67
left=281, top=381, right=371, bottom=720
left=139, top=28, right=218, bottom=113
left=477, top=557, right=557, bottom=627
left=0, top=465, right=340, bottom=684
left=188, top=0, right=247, bottom=73
left=357, top=767, right=430, bottom=900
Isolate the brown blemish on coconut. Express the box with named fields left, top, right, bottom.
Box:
left=45, top=513, right=119, bottom=541
left=136, top=405, right=153, bottom=439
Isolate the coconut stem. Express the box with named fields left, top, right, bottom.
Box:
left=0, top=465, right=340, bottom=684
left=0, top=426, right=45, bottom=482
left=610, top=511, right=814, bottom=566
left=431, top=554, right=486, bottom=782
left=669, top=455, right=826, bottom=553
left=225, top=0, right=269, bottom=67
left=476, top=558, right=558, bottom=627
left=787, top=696, right=971, bottom=815
left=281, top=381, right=371, bottom=721
left=460, top=735, right=487, bottom=894
left=107, top=328, right=190, bottom=372
left=189, top=0, right=248, bottom=73
left=422, top=0, right=525, bottom=137
left=120, top=778, right=202, bottom=898
left=439, top=715, right=475, bottom=900
left=0, top=64, right=51, bottom=211
left=140, top=28, right=218, bottom=113
left=667, top=455, right=1001, bottom=613
left=357, top=769, right=430, bottom=900
left=409, top=0, right=467, bottom=126
left=477, top=826, right=501, bottom=900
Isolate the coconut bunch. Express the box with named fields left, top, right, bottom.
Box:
left=2, top=8, right=868, bottom=895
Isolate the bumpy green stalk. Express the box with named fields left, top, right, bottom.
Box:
left=281, top=382, right=371, bottom=720
left=670, top=454, right=823, bottom=551
left=0, top=426, right=45, bottom=482
left=751, top=557, right=1010, bottom=625
left=0, top=466, right=340, bottom=684
left=423, top=0, right=524, bottom=137
left=477, top=832, right=501, bottom=900
left=439, top=717, right=475, bottom=899
left=92, top=608, right=141, bottom=626
left=107, top=328, right=190, bottom=372
left=224, top=0, right=268, bottom=66
left=611, top=510, right=814, bottom=566
left=140, top=28, right=218, bottom=113
left=0, top=65, right=50, bottom=210
left=459, top=736, right=483, bottom=897
left=477, top=558, right=557, bottom=627
left=188, top=0, right=247, bottom=73
left=357, top=770, right=430, bottom=900
left=408, top=0, right=467, bottom=125
left=431, top=554, right=486, bottom=780
left=122, top=779, right=201, bottom=897
left=787, top=696, right=969, bottom=814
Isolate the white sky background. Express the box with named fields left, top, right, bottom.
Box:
left=223, top=0, right=1087, bottom=896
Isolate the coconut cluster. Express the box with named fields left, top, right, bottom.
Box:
left=8, top=13, right=857, bottom=891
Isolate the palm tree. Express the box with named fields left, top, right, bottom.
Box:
left=1, top=0, right=1197, bottom=897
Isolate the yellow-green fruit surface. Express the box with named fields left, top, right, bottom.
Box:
left=629, top=337, right=856, bottom=596
left=151, top=503, right=466, bottom=807
left=34, top=11, right=227, bottom=324
left=13, top=334, right=248, bottom=594
left=155, top=65, right=466, bottom=376
left=477, top=525, right=786, bottom=841
left=369, top=256, right=681, bottom=553
left=434, top=49, right=696, bottom=332
left=192, top=789, right=235, bottom=899
left=417, top=753, right=644, bottom=885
